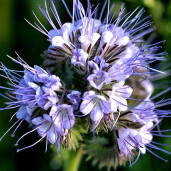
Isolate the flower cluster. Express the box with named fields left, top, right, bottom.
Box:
left=0, top=59, right=78, bottom=150
left=0, top=0, right=170, bottom=169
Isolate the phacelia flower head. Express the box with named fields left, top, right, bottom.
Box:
left=0, top=0, right=170, bottom=170
left=29, top=0, right=167, bottom=131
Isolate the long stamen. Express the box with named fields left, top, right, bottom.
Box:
left=45, top=138, right=48, bottom=153
left=112, top=111, right=120, bottom=129
left=0, top=119, right=21, bottom=141
left=17, top=135, right=46, bottom=152
left=146, top=147, right=168, bottom=162
left=151, top=87, right=171, bottom=100
left=15, top=126, right=41, bottom=146
left=73, top=0, right=76, bottom=24
left=11, top=119, right=24, bottom=137
left=24, top=18, right=49, bottom=36
left=106, top=0, right=110, bottom=24
left=50, top=0, right=62, bottom=27
left=146, top=144, right=171, bottom=155
left=61, top=0, right=73, bottom=19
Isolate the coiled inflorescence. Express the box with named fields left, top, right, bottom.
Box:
left=0, top=0, right=170, bottom=169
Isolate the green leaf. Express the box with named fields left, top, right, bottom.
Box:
left=85, top=133, right=129, bottom=170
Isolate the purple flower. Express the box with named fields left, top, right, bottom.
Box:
left=50, top=104, right=75, bottom=132
left=49, top=23, right=76, bottom=41
left=117, top=121, right=153, bottom=156
left=87, top=71, right=110, bottom=90
left=80, top=91, right=111, bottom=126
left=116, top=107, right=155, bottom=159
left=78, top=33, right=100, bottom=52
left=67, top=90, right=81, bottom=109
left=16, top=106, right=33, bottom=123
left=87, top=61, right=111, bottom=90
left=35, top=86, right=59, bottom=110
left=71, top=49, right=89, bottom=67
left=75, top=17, right=101, bottom=35
left=107, top=62, right=133, bottom=83
left=19, top=67, right=62, bottom=111
left=109, top=83, right=133, bottom=112
left=100, top=28, right=129, bottom=48
left=32, top=114, right=59, bottom=144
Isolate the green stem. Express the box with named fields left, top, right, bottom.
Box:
left=64, top=145, right=84, bottom=171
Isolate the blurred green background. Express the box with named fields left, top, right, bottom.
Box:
left=0, top=0, right=171, bottom=171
